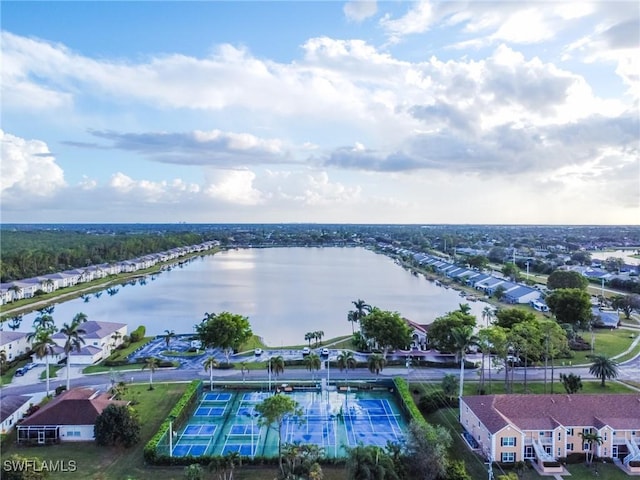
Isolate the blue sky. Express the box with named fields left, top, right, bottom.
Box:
left=1, top=1, right=638, bottom=224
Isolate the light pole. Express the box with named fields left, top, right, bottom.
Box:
left=247, top=409, right=259, bottom=458
left=168, top=415, right=176, bottom=457
left=268, top=356, right=272, bottom=392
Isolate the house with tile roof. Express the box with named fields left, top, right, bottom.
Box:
left=0, top=331, right=31, bottom=362
left=460, top=394, right=640, bottom=475
left=17, top=387, right=128, bottom=444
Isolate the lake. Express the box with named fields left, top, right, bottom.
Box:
left=12, top=247, right=489, bottom=345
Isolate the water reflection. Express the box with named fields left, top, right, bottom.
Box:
left=13, top=248, right=490, bottom=346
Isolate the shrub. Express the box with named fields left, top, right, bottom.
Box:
left=55, top=385, right=67, bottom=396
left=130, top=325, right=146, bottom=343
left=393, top=378, right=427, bottom=426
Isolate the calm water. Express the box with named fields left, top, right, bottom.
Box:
left=590, top=249, right=640, bottom=266
left=13, top=248, right=488, bottom=345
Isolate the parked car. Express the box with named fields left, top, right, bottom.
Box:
left=25, top=363, right=37, bottom=370
left=254, top=348, right=263, bottom=356
left=321, top=348, right=330, bottom=356
left=302, top=347, right=311, bottom=355
left=14, top=367, right=28, bottom=376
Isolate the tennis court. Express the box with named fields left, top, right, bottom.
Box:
left=162, top=388, right=408, bottom=459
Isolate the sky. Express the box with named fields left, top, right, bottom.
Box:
left=1, top=1, right=638, bottom=225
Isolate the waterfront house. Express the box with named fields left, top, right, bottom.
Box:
left=48, top=320, right=127, bottom=365
left=0, top=331, right=31, bottom=361
left=16, top=387, right=128, bottom=444
left=504, top=285, right=541, bottom=304
left=460, top=394, right=640, bottom=475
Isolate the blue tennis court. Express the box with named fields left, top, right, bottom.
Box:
left=183, top=424, right=217, bottom=436
left=222, top=443, right=255, bottom=456
left=229, top=424, right=260, bottom=436
left=195, top=406, right=226, bottom=417
left=172, top=443, right=208, bottom=456
left=203, top=392, right=232, bottom=402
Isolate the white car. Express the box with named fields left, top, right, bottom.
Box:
left=254, top=348, right=263, bottom=356
left=302, top=347, right=311, bottom=355
left=321, top=348, right=330, bottom=356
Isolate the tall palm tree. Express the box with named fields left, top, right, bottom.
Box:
left=589, top=355, right=619, bottom=387
left=304, top=353, right=321, bottom=381
left=163, top=329, right=176, bottom=351
left=60, top=313, right=88, bottom=390
left=314, top=331, right=324, bottom=347
left=482, top=306, right=493, bottom=327
left=352, top=299, right=372, bottom=333
left=367, top=354, right=385, bottom=375
left=451, top=325, right=477, bottom=398
left=337, top=350, right=356, bottom=381
left=347, top=311, right=358, bottom=335
left=304, top=332, right=314, bottom=347
left=203, top=356, right=219, bottom=391
left=458, top=303, right=471, bottom=315
left=270, top=355, right=285, bottom=378
left=29, top=330, right=56, bottom=396
left=579, top=431, right=603, bottom=464
left=142, top=357, right=159, bottom=390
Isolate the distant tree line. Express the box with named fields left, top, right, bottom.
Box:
left=0, top=230, right=205, bottom=282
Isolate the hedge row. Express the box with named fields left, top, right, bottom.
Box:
left=143, top=380, right=201, bottom=464
left=393, top=377, right=427, bottom=427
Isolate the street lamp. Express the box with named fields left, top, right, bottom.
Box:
left=246, top=409, right=259, bottom=458
left=168, top=415, right=176, bottom=457
left=268, top=356, right=272, bottom=392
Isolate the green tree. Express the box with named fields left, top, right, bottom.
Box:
left=367, top=353, right=386, bottom=375
left=142, top=357, right=159, bottom=390
left=404, top=421, right=452, bottom=480
left=611, top=294, right=640, bottom=319
left=441, top=374, right=458, bottom=401
left=346, top=445, right=399, bottom=480
left=163, top=329, right=176, bottom=351
left=467, top=255, right=489, bottom=270
left=545, top=288, right=593, bottom=328
left=304, top=353, right=321, bottom=380
left=481, top=306, right=494, bottom=327
left=203, top=356, right=219, bottom=391
left=337, top=350, right=357, bottom=380
left=59, top=312, right=88, bottom=391
left=94, top=404, right=141, bottom=448
left=452, top=325, right=477, bottom=398
left=360, top=308, right=412, bottom=358
left=183, top=464, right=204, bottom=480
left=445, top=459, right=472, bottom=480
left=493, top=285, right=507, bottom=301
left=305, top=332, right=314, bottom=347
left=32, top=313, right=55, bottom=333
left=494, top=308, right=536, bottom=330
left=314, top=330, right=325, bottom=347
left=2, top=454, right=50, bottom=480
left=547, top=270, right=589, bottom=290
left=579, top=430, right=603, bottom=464
left=510, top=319, right=543, bottom=391
left=351, top=299, right=372, bottom=331
left=196, top=312, right=253, bottom=364
left=559, top=373, right=583, bottom=394
left=539, top=319, right=569, bottom=394
left=28, top=329, right=56, bottom=397
left=501, top=262, right=521, bottom=282
left=255, top=393, right=303, bottom=476
left=269, top=355, right=285, bottom=378
left=428, top=308, right=476, bottom=354
left=589, top=355, right=619, bottom=387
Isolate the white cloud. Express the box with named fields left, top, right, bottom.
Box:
left=0, top=130, right=66, bottom=201
left=343, top=1, right=377, bottom=22
left=204, top=169, right=264, bottom=205
left=380, top=1, right=435, bottom=42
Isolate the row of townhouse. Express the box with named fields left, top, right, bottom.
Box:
left=0, top=241, right=218, bottom=305
left=410, top=252, right=543, bottom=306
left=461, top=394, right=640, bottom=475
left=0, top=320, right=128, bottom=366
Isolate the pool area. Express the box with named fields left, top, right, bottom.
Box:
left=158, top=388, right=409, bottom=459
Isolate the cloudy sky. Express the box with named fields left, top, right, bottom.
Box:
left=1, top=1, right=638, bottom=224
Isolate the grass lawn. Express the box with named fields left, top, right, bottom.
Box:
left=458, top=380, right=634, bottom=395
left=565, top=462, right=634, bottom=480
left=551, top=328, right=638, bottom=366
left=3, top=383, right=187, bottom=480
left=0, top=359, right=29, bottom=386
left=39, top=365, right=63, bottom=380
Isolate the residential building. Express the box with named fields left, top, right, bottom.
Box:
left=0, top=331, right=31, bottom=361
left=460, top=394, right=640, bottom=475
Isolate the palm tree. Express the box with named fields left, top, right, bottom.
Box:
left=351, top=299, right=372, bottom=333
left=304, top=332, right=314, bottom=347
left=60, top=313, right=88, bottom=390
left=0, top=349, right=7, bottom=373
left=579, top=431, right=603, bottom=464
left=203, top=356, right=219, bottom=391
left=270, top=355, right=285, bottom=378
left=142, top=357, right=159, bottom=390
left=482, top=306, right=493, bottom=327
left=163, top=329, right=176, bottom=351
left=314, top=331, right=324, bottom=347
left=367, top=354, right=385, bottom=375
left=29, top=330, right=56, bottom=396
left=337, top=350, right=356, bottom=381
left=347, top=311, right=358, bottom=335
left=458, top=303, right=471, bottom=315
left=304, top=353, right=321, bottom=381
left=451, top=325, right=477, bottom=398
left=589, top=355, right=619, bottom=387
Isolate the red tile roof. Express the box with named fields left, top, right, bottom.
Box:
left=463, top=394, right=640, bottom=433
left=20, top=388, right=127, bottom=426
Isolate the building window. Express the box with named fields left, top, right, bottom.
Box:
left=603, top=432, right=607, bottom=441
left=583, top=443, right=590, bottom=451
left=567, top=443, right=574, bottom=451
left=501, top=437, right=516, bottom=447
left=524, top=446, right=534, bottom=459
left=566, top=428, right=574, bottom=436
left=501, top=452, right=515, bottom=463
left=558, top=432, right=562, bottom=441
